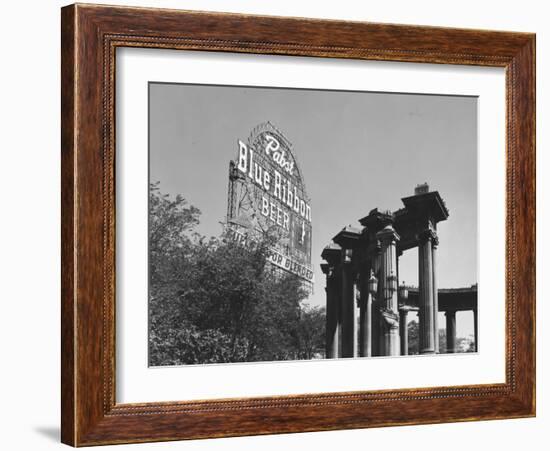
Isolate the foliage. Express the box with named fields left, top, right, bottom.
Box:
left=295, top=304, right=326, bottom=360
left=407, top=320, right=420, bottom=355
left=148, top=183, right=324, bottom=366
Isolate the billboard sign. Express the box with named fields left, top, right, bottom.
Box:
left=227, top=123, right=313, bottom=282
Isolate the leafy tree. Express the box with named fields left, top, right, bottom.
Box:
left=406, top=320, right=445, bottom=354
left=148, top=181, right=201, bottom=286
left=149, top=322, right=249, bottom=366
left=148, top=183, right=320, bottom=365
left=407, top=320, right=419, bottom=355
left=295, top=304, right=326, bottom=360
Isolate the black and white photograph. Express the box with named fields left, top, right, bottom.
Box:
left=2, top=0, right=542, bottom=449
left=148, top=82, right=478, bottom=366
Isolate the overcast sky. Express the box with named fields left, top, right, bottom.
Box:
left=149, top=82, right=478, bottom=338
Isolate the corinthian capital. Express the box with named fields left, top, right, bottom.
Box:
left=375, top=224, right=400, bottom=244
left=418, top=228, right=438, bottom=244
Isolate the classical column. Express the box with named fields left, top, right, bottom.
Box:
left=358, top=271, right=372, bottom=357
left=432, top=239, right=440, bottom=353
left=445, top=310, right=457, bottom=353
left=321, top=263, right=339, bottom=358
left=473, top=308, right=479, bottom=352
left=341, top=249, right=355, bottom=358
left=376, top=224, right=400, bottom=356
left=399, top=307, right=409, bottom=356
left=358, top=295, right=365, bottom=357
left=418, top=229, right=437, bottom=354
left=371, top=247, right=381, bottom=356
left=364, top=291, right=373, bottom=357
left=353, top=282, right=359, bottom=357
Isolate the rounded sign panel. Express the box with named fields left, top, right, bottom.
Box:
left=227, top=122, right=313, bottom=282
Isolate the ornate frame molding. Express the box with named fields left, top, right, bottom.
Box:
left=61, top=4, right=535, bottom=446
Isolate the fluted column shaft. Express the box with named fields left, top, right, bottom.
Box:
left=358, top=273, right=372, bottom=357
left=341, top=249, right=355, bottom=358
left=432, top=242, right=439, bottom=353
left=445, top=310, right=457, bottom=353
left=364, top=292, right=373, bottom=357
left=399, top=308, right=409, bottom=356
left=473, top=308, right=478, bottom=352
left=353, top=283, right=359, bottom=357
left=371, top=251, right=381, bottom=356
left=324, top=267, right=340, bottom=358
left=358, top=302, right=365, bottom=357
left=418, top=230, right=436, bottom=354
left=376, top=225, right=400, bottom=356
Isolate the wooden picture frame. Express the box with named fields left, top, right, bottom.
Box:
left=61, top=3, right=535, bottom=446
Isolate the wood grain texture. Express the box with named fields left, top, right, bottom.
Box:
left=60, top=5, right=76, bottom=446
left=60, top=3, right=536, bottom=446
